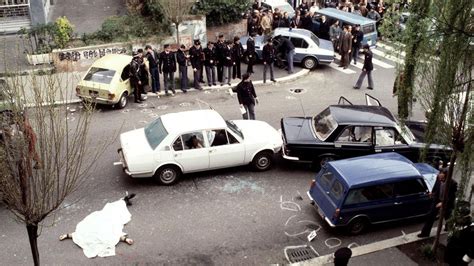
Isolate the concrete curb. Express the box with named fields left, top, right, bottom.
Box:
left=22, top=68, right=310, bottom=107
left=295, top=228, right=446, bottom=265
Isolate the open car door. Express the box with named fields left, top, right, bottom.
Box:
left=338, top=96, right=353, bottom=105
left=365, top=94, right=382, bottom=106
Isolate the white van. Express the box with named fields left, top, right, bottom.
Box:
left=260, top=0, right=295, bottom=17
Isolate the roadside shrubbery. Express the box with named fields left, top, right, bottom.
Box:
left=193, top=0, right=250, bottom=27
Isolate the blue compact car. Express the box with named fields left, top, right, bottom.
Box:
left=307, top=152, right=438, bottom=235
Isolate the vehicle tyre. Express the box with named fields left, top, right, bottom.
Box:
left=252, top=151, right=274, bottom=171
left=319, top=155, right=335, bottom=168
left=154, top=165, right=181, bottom=185
left=302, top=57, right=318, bottom=70
left=347, top=217, right=368, bottom=235
left=116, top=92, right=128, bottom=109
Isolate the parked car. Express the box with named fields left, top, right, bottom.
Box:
left=280, top=94, right=451, bottom=169
left=307, top=152, right=438, bottom=234
left=314, top=8, right=378, bottom=47
left=118, top=109, right=283, bottom=185
left=76, top=54, right=133, bottom=109
left=260, top=0, right=295, bottom=17
left=240, top=28, right=335, bottom=69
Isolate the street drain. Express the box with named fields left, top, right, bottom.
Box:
left=289, top=88, right=307, bottom=94
left=285, top=245, right=319, bottom=263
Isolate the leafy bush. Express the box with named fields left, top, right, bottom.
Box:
left=53, top=16, right=74, bottom=49
left=194, top=0, right=250, bottom=27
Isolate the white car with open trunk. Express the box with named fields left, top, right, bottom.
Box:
left=118, top=109, right=283, bottom=185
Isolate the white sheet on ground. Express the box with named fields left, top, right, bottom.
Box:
left=71, top=198, right=131, bottom=258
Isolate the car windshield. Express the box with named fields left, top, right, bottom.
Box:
left=226, top=120, right=244, bottom=140
left=84, top=67, right=116, bottom=84
left=396, top=124, right=415, bottom=145
left=313, top=108, right=338, bottom=141
left=144, top=117, right=168, bottom=149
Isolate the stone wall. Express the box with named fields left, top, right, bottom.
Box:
left=206, top=19, right=247, bottom=43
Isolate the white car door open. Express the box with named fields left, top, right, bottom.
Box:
left=208, top=129, right=245, bottom=169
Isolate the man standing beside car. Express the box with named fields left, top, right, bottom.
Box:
left=129, top=52, right=143, bottom=103
left=278, top=36, right=295, bottom=74
left=246, top=33, right=257, bottom=74
left=418, top=168, right=458, bottom=238
left=145, top=45, right=160, bottom=95
left=203, top=42, right=217, bottom=87
left=159, top=44, right=177, bottom=96
left=338, top=25, right=352, bottom=69
left=351, top=24, right=364, bottom=65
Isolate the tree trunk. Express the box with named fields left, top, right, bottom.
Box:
left=26, top=224, right=40, bottom=266
left=176, top=23, right=180, bottom=46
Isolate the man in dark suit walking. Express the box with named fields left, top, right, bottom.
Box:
left=235, top=73, right=258, bottom=120
left=353, top=44, right=374, bottom=90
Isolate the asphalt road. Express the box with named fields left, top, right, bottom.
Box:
left=0, top=47, right=429, bottom=265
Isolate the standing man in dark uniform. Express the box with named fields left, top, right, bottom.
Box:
left=232, top=36, right=244, bottom=80
left=246, top=33, right=256, bottom=74
left=129, top=51, right=143, bottom=103
left=262, top=38, right=277, bottom=83
left=203, top=42, right=217, bottom=87
left=353, top=44, right=374, bottom=90
left=145, top=45, right=160, bottom=94
left=159, top=44, right=177, bottom=95
left=176, top=44, right=189, bottom=93
left=222, top=41, right=234, bottom=86
left=189, top=39, right=204, bottom=90
left=351, top=24, right=364, bottom=65
left=215, top=34, right=226, bottom=83
left=137, top=49, right=148, bottom=100
left=235, top=73, right=258, bottom=120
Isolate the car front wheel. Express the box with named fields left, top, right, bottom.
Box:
left=154, top=165, right=181, bottom=185
left=116, top=92, right=128, bottom=109
left=252, top=151, right=274, bottom=171
left=302, top=57, right=318, bottom=70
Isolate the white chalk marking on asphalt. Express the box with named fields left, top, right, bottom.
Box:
left=324, top=238, right=342, bottom=249
left=113, top=162, right=122, bottom=166
left=328, top=62, right=357, bottom=74
left=285, top=215, right=298, bottom=226
left=348, top=242, right=360, bottom=249
left=281, top=201, right=301, bottom=212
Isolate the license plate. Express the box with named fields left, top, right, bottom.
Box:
left=314, top=203, right=325, bottom=218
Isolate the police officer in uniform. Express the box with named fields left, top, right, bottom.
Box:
left=203, top=42, right=217, bottom=87
left=232, top=36, right=244, bottom=79
left=159, top=44, right=177, bottom=95
left=189, top=39, right=204, bottom=90
left=246, top=33, right=256, bottom=74
left=176, top=44, right=189, bottom=92
left=215, top=34, right=226, bottom=83
left=129, top=51, right=143, bottom=103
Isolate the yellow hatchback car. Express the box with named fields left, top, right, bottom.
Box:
left=76, top=54, right=133, bottom=109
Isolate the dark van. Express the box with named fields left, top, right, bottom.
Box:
left=315, top=8, right=378, bottom=47
left=307, top=152, right=438, bottom=235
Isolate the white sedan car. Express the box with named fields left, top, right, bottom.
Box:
left=118, top=109, right=283, bottom=185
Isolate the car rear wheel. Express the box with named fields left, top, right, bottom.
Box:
left=252, top=151, right=274, bottom=171
left=347, top=217, right=369, bottom=235
left=302, top=57, right=318, bottom=70
left=116, top=92, right=128, bottom=109
left=154, top=165, right=181, bottom=185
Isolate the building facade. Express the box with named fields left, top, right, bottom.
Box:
left=0, top=0, right=51, bottom=34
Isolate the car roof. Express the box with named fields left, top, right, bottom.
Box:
left=160, top=109, right=226, bottom=134
left=274, top=28, right=314, bottom=39
left=317, top=8, right=376, bottom=25
left=328, top=105, right=397, bottom=126
left=91, top=54, right=132, bottom=71
left=329, top=152, right=423, bottom=188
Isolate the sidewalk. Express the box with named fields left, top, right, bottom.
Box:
left=4, top=64, right=308, bottom=107
left=297, top=229, right=448, bottom=266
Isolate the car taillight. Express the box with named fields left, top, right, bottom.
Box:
left=310, top=179, right=316, bottom=189
left=108, top=93, right=115, bottom=100
left=333, top=208, right=340, bottom=220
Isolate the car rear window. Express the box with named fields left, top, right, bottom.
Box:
left=313, top=108, right=338, bottom=141
left=145, top=117, right=168, bottom=150
left=318, top=170, right=334, bottom=190
left=362, top=23, right=376, bottom=34
left=84, top=67, right=116, bottom=84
